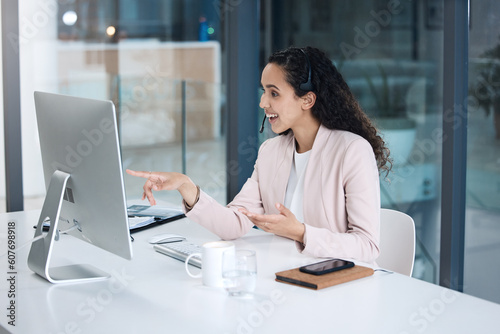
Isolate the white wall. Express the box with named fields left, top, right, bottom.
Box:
left=19, top=0, right=60, bottom=199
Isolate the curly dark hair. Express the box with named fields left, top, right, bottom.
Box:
left=268, top=46, right=392, bottom=174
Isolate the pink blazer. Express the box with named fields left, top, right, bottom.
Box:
left=185, top=124, right=380, bottom=263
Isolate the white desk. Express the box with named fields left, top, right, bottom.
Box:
left=1, top=210, right=499, bottom=334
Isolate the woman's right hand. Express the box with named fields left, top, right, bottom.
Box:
left=125, top=169, right=198, bottom=206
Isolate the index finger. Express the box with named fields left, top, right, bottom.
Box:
left=126, top=169, right=151, bottom=179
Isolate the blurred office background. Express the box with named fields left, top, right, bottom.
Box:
left=1, top=0, right=499, bottom=303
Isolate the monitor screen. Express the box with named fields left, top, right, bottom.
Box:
left=28, top=91, right=133, bottom=284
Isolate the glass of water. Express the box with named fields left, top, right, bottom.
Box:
left=222, top=249, right=257, bottom=297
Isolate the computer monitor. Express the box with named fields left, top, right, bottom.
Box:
left=28, top=91, right=133, bottom=284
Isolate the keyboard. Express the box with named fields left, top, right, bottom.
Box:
left=153, top=241, right=202, bottom=268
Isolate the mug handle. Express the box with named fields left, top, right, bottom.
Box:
left=185, top=253, right=202, bottom=278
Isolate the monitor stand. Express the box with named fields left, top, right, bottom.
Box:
left=27, top=170, right=110, bottom=284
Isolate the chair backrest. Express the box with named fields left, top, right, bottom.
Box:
left=377, top=209, right=416, bottom=276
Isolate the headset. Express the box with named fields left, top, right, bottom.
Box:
left=299, top=48, right=314, bottom=92
left=260, top=48, right=313, bottom=133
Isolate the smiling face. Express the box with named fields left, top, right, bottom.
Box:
left=259, top=63, right=316, bottom=135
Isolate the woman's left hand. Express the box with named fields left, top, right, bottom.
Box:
left=238, top=203, right=305, bottom=243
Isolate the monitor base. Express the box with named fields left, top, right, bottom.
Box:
left=28, top=170, right=110, bottom=284
left=46, top=264, right=110, bottom=284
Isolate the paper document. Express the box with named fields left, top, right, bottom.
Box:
left=127, top=205, right=184, bottom=220
left=128, top=216, right=155, bottom=229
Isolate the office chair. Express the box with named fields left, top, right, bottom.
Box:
left=377, top=208, right=416, bottom=276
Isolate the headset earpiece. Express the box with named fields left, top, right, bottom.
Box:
left=299, top=49, right=314, bottom=92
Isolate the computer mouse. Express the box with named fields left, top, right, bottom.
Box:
left=148, top=233, right=186, bottom=244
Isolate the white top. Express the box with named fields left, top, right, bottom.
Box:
left=284, top=149, right=311, bottom=223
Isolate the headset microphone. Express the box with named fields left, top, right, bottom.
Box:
left=259, top=113, right=267, bottom=133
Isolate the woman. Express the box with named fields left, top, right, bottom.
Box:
left=127, top=46, right=390, bottom=263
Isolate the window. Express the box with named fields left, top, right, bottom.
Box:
left=11, top=0, right=227, bottom=212
left=465, top=0, right=500, bottom=304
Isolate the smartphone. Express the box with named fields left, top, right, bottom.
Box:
left=299, top=259, right=354, bottom=275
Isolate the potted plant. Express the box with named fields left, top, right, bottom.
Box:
left=469, top=41, right=500, bottom=140
left=364, top=63, right=417, bottom=165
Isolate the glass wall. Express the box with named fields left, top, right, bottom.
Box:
left=13, top=0, right=226, bottom=212
left=465, top=0, right=500, bottom=304
left=260, top=0, right=443, bottom=283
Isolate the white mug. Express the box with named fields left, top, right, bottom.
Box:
left=185, top=241, right=235, bottom=287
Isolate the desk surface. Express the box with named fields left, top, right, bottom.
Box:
left=1, top=210, right=499, bottom=334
